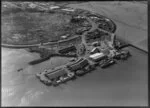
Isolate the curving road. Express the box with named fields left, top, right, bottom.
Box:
left=1, top=35, right=81, bottom=49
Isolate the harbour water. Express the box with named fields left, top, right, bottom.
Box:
left=2, top=48, right=73, bottom=106
left=1, top=46, right=148, bottom=106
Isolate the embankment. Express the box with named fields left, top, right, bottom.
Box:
left=1, top=35, right=81, bottom=49
left=29, top=54, right=77, bottom=65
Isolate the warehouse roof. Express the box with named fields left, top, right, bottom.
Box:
left=89, top=53, right=105, bottom=60
left=67, top=58, right=84, bottom=67
left=45, top=68, right=67, bottom=80
left=67, top=58, right=89, bottom=71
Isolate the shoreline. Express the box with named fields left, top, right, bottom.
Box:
left=28, top=54, right=77, bottom=65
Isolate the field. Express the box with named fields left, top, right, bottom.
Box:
left=2, top=3, right=86, bottom=45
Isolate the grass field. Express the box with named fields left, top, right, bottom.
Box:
left=2, top=11, right=78, bottom=45
left=2, top=2, right=90, bottom=45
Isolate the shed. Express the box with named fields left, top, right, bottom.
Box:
left=67, top=58, right=89, bottom=71
left=50, top=6, right=60, bottom=10
left=90, top=47, right=100, bottom=54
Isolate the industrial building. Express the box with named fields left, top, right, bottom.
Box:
left=90, top=47, right=100, bottom=54
left=45, top=68, right=68, bottom=80
left=89, top=52, right=107, bottom=62
left=67, top=58, right=89, bottom=71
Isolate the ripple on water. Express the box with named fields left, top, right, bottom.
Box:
left=2, top=48, right=76, bottom=106
left=2, top=87, right=17, bottom=99
left=2, top=85, right=26, bottom=106
left=18, top=89, right=44, bottom=106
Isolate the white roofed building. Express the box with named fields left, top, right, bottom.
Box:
left=61, top=8, right=75, bottom=12
left=89, top=52, right=107, bottom=62
left=49, top=6, right=60, bottom=10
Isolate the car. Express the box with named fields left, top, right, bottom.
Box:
left=100, top=58, right=116, bottom=68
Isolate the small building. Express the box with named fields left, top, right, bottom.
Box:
left=89, top=53, right=106, bottom=62
left=90, top=47, right=100, bottom=54
left=92, top=41, right=100, bottom=47
left=60, top=34, right=70, bottom=40
left=61, top=8, right=75, bottom=12
left=49, top=6, right=60, bottom=10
